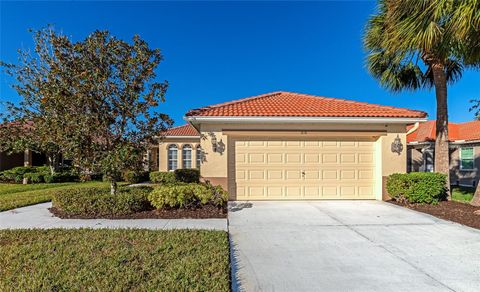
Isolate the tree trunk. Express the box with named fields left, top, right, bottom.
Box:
left=431, top=62, right=451, bottom=198
left=110, top=179, right=118, bottom=195
left=47, top=155, right=55, bottom=175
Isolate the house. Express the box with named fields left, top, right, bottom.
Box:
left=407, top=120, right=480, bottom=187
left=0, top=150, right=47, bottom=171
left=154, top=91, right=427, bottom=200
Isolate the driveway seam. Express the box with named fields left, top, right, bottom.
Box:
left=308, top=202, right=456, bottom=292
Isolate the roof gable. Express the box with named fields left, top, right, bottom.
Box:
left=186, top=91, right=427, bottom=119
left=162, top=124, right=199, bottom=137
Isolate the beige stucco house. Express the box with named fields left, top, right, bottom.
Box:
left=407, top=120, right=480, bottom=188
left=153, top=91, right=427, bottom=201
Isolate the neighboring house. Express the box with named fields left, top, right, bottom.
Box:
left=0, top=150, right=47, bottom=171
left=407, top=120, right=480, bottom=187
left=154, top=91, right=426, bottom=201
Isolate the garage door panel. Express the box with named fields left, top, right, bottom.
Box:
left=267, top=153, right=283, bottom=163
left=234, top=138, right=376, bottom=200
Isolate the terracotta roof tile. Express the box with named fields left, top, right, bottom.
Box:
left=163, top=124, right=199, bottom=137
left=407, top=120, right=480, bottom=143
left=186, top=91, right=427, bottom=118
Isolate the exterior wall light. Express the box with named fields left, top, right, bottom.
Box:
left=211, top=135, right=218, bottom=152
left=391, top=134, right=404, bottom=155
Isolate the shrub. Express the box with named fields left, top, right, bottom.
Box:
left=44, top=172, right=78, bottom=183
left=23, top=172, right=45, bottom=184
left=174, top=169, right=200, bottom=183
left=52, top=186, right=153, bottom=216
left=0, top=166, right=42, bottom=183
left=149, top=171, right=177, bottom=184
left=0, top=167, right=30, bottom=183
left=123, top=170, right=150, bottom=184
left=148, top=183, right=228, bottom=209
left=387, top=172, right=447, bottom=204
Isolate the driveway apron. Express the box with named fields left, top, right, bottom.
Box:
left=228, top=201, right=480, bottom=292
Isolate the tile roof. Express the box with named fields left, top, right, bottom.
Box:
left=407, top=120, right=480, bottom=143
left=163, top=124, right=199, bottom=137
left=186, top=91, right=427, bottom=118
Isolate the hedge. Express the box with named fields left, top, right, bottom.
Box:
left=173, top=169, right=200, bottom=183
left=386, top=172, right=447, bottom=204
left=0, top=166, right=79, bottom=184
left=52, top=186, right=153, bottom=216
left=0, top=166, right=43, bottom=183
left=122, top=170, right=149, bottom=184
left=148, top=183, right=228, bottom=209
left=149, top=171, right=177, bottom=184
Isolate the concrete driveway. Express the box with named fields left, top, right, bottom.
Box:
left=228, top=201, right=480, bottom=292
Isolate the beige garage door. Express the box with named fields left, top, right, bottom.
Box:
left=231, top=138, right=376, bottom=200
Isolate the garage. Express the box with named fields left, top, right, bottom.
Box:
left=185, top=91, right=427, bottom=201
left=230, top=137, right=377, bottom=200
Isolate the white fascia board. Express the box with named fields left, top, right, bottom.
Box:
left=185, top=116, right=427, bottom=124
left=450, top=140, right=480, bottom=145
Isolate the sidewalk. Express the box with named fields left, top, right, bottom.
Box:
left=0, top=202, right=227, bottom=231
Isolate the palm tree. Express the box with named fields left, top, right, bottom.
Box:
left=364, top=0, right=480, bottom=198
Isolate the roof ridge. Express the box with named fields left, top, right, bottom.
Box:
left=169, top=124, right=191, bottom=129
left=186, top=91, right=284, bottom=116
left=306, top=93, right=425, bottom=114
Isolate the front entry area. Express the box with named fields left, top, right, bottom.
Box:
left=229, top=137, right=377, bottom=200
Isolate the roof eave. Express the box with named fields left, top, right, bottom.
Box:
left=185, top=116, right=428, bottom=124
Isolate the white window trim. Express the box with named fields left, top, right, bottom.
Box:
left=182, top=145, right=192, bottom=169
left=460, top=147, right=475, bottom=171
left=196, top=145, right=202, bottom=169
left=168, top=145, right=178, bottom=171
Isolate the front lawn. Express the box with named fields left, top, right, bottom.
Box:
left=0, top=229, right=230, bottom=291
left=0, top=182, right=122, bottom=211
left=452, top=186, right=475, bottom=203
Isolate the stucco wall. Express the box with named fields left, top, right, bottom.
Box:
left=198, top=122, right=408, bottom=199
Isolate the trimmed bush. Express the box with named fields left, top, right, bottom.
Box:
left=387, top=172, right=447, bottom=204
left=44, top=172, right=78, bottom=183
left=149, top=171, right=177, bottom=184
left=52, top=186, right=153, bottom=216
left=148, top=183, right=228, bottom=209
left=174, top=169, right=200, bottom=183
left=0, top=166, right=35, bottom=183
left=123, top=170, right=149, bottom=184
left=0, top=166, right=49, bottom=183
left=23, top=172, right=45, bottom=184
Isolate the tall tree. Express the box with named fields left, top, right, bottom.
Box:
left=364, top=0, right=480, bottom=197
left=1, top=28, right=172, bottom=194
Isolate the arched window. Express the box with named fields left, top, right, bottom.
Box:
left=196, top=145, right=202, bottom=169
left=168, top=145, right=178, bottom=171
left=182, top=145, right=192, bottom=169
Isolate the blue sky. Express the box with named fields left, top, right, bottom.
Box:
left=1, top=1, right=479, bottom=125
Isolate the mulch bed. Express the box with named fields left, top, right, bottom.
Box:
left=389, top=200, right=480, bottom=230
left=49, top=205, right=227, bottom=219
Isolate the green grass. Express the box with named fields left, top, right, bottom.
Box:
left=0, top=181, right=124, bottom=211
left=0, top=229, right=230, bottom=291
left=451, top=186, right=475, bottom=203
